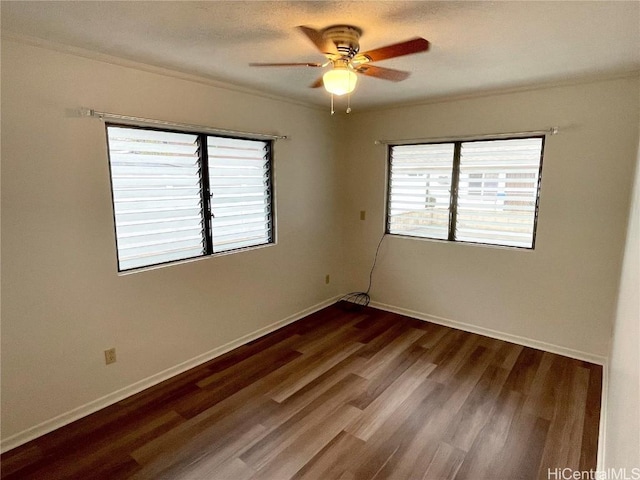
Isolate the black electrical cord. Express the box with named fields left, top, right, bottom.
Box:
left=340, top=233, right=386, bottom=308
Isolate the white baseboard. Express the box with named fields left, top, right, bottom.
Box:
left=0, top=295, right=341, bottom=453
left=369, top=301, right=608, bottom=365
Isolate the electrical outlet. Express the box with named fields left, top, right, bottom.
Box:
left=360, top=210, right=366, bottom=221
left=104, top=348, right=116, bottom=365
left=325, top=274, right=330, bottom=284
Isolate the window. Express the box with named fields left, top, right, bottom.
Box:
left=106, top=125, right=274, bottom=271
left=387, top=136, right=545, bottom=248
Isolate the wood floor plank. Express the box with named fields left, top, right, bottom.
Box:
left=290, top=431, right=366, bottom=480
left=116, top=367, right=211, bottom=410
left=208, top=457, right=256, bottom=480
left=417, top=322, right=452, bottom=350
left=522, top=351, right=557, bottom=420
left=130, top=390, right=277, bottom=467
left=579, top=363, right=603, bottom=471
left=371, top=346, right=496, bottom=480
left=5, top=410, right=184, bottom=480
left=454, top=389, right=525, bottom=479
left=494, top=340, right=524, bottom=371
left=267, top=341, right=364, bottom=403
left=293, top=314, right=367, bottom=355
left=502, top=347, right=544, bottom=395
left=345, top=355, right=437, bottom=441
left=0, top=444, right=43, bottom=477
left=443, top=362, right=511, bottom=451
left=241, top=374, right=366, bottom=471
left=427, top=332, right=483, bottom=383
left=352, top=312, right=404, bottom=344
left=261, top=354, right=366, bottom=429
left=439, top=345, right=496, bottom=416
left=354, top=327, right=427, bottom=379
left=354, top=316, right=421, bottom=360
left=196, top=333, right=303, bottom=388
left=419, top=442, right=466, bottom=480
left=1, top=303, right=602, bottom=480
left=349, top=342, right=427, bottom=410
left=536, top=359, right=590, bottom=475
left=349, top=380, right=448, bottom=480
left=495, top=412, right=550, bottom=480
left=250, top=405, right=362, bottom=480
left=130, top=422, right=267, bottom=480
left=172, top=349, right=302, bottom=419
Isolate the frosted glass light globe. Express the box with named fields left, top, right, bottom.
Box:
left=323, top=68, right=358, bottom=96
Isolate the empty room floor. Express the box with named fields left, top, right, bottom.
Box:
left=1, top=302, right=602, bottom=479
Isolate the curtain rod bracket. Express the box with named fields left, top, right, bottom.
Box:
left=78, top=107, right=95, bottom=117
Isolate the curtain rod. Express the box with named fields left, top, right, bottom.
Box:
left=374, top=127, right=559, bottom=145
left=79, top=108, right=288, bottom=141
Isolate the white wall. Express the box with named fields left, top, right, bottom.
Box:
left=341, top=77, right=639, bottom=360
left=0, top=39, right=345, bottom=443
left=605, top=135, right=640, bottom=468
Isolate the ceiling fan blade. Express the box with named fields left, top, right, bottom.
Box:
left=355, top=64, right=411, bottom=82
left=358, top=37, right=430, bottom=62
left=297, top=25, right=338, bottom=55
left=310, top=76, right=324, bottom=88
left=249, top=62, right=324, bottom=67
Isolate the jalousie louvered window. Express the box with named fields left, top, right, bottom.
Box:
left=106, top=125, right=274, bottom=271
left=386, top=136, right=544, bottom=249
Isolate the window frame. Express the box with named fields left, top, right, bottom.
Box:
left=105, top=122, right=276, bottom=272
left=385, top=135, right=545, bottom=250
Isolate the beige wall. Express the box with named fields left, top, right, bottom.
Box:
left=605, top=135, right=640, bottom=468
left=1, top=39, right=345, bottom=441
left=341, top=77, right=639, bottom=359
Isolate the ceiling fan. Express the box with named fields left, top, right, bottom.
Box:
left=250, top=25, right=430, bottom=112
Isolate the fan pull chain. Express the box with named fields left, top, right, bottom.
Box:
left=346, top=69, right=353, bottom=113
left=330, top=94, right=335, bottom=115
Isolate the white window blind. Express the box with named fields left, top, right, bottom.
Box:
left=387, top=136, right=544, bottom=249
left=106, top=126, right=275, bottom=271
left=388, top=143, right=454, bottom=240
left=207, top=137, right=272, bottom=253
left=107, top=127, right=206, bottom=271
left=457, top=138, right=543, bottom=248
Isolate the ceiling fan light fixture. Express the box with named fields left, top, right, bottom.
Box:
left=322, top=66, right=358, bottom=96
left=249, top=25, right=429, bottom=113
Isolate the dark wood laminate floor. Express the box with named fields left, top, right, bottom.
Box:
left=1, top=302, right=602, bottom=480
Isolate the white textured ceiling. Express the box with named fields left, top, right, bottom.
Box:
left=2, top=1, right=639, bottom=108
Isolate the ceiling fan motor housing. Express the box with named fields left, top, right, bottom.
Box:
left=323, top=25, right=362, bottom=58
